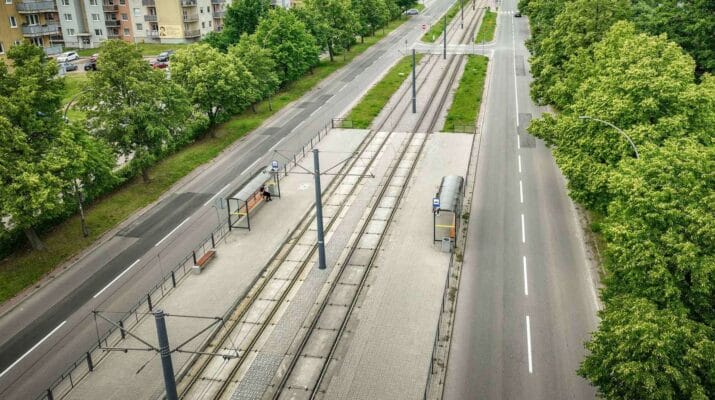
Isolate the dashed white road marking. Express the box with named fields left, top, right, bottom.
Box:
left=203, top=183, right=231, bottom=206
left=519, top=180, right=524, bottom=203
left=155, top=217, right=191, bottom=247
left=518, top=155, right=522, bottom=173
left=241, top=159, right=261, bottom=175
left=521, top=213, right=526, bottom=243
left=0, top=320, right=68, bottom=380
left=523, top=256, right=529, bottom=296
left=526, top=315, right=533, bottom=373
left=93, top=259, right=141, bottom=299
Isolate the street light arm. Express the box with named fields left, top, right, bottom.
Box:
left=578, top=115, right=640, bottom=159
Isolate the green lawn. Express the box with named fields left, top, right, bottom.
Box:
left=62, top=74, right=88, bottom=121
left=68, top=42, right=189, bottom=58
left=475, top=8, right=497, bottom=43
left=345, top=53, right=424, bottom=128
left=422, top=1, right=463, bottom=43
left=0, top=18, right=409, bottom=304
left=443, top=55, right=488, bottom=132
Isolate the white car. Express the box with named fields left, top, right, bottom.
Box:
left=57, top=51, right=79, bottom=63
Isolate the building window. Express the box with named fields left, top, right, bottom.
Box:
left=9, top=16, right=17, bottom=28
left=4, top=0, right=11, bottom=4
left=136, top=23, right=142, bottom=31
left=92, top=13, right=100, bottom=21
left=124, top=28, right=129, bottom=35
left=31, top=37, right=43, bottom=46
left=121, top=13, right=127, bottom=20
left=63, top=13, right=72, bottom=21
left=208, top=20, right=211, bottom=27
left=133, top=8, right=140, bottom=16
left=89, top=0, right=98, bottom=5
left=95, top=28, right=103, bottom=36
left=200, top=7, right=203, bottom=13
left=13, top=40, right=21, bottom=46
left=0, top=42, right=4, bottom=55
left=67, top=28, right=75, bottom=35
left=201, top=21, right=205, bottom=28
left=119, top=0, right=125, bottom=4
left=207, top=6, right=210, bottom=12
left=61, top=0, right=69, bottom=5
left=27, top=14, right=39, bottom=25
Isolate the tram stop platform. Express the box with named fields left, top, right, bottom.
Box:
left=321, top=132, right=475, bottom=399
left=63, top=128, right=370, bottom=400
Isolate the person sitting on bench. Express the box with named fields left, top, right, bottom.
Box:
left=261, top=185, right=272, bottom=202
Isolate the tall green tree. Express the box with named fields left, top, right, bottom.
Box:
left=0, top=44, right=113, bottom=250
left=79, top=40, right=191, bottom=183
left=579, top=296, right=715, bottom=400
left=229, top=34, right=280, bottom=109
left=222, top=0, right=271, bottom=45
left=353, top=0, right=390, bottom=38
left=254, top=8, right=320, bottom=84
left=300, top=0, right=359, bottom=61
left=171, top=43, right=257, bottom=135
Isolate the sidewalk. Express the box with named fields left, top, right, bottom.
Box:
left=323, top=132, right=475, bottom=399
left=64, top=129, right=369, bottom=400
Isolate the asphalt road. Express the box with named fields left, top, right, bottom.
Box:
left=443, top=2, right=600, bottom=399
left=0, top=1, right=458, bottom=399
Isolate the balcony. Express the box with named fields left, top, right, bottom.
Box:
left=16, top=1, right=56, bottom=13
left=211, top=0, right=224, bottom=3
left=144, top=15, right=157, bottom=22
left=212, top=11, right=224, bottom=18
left=180, top=0, right=197, bottom=7
left=184, top=29, right=200, bottom=38
left=43, top=44, right=63, bottom=56
left=183, top=14, right=198, bottom=22
left=22, top=23, right=61, bottom=37
left=107, top=31, right=120, bottom=38
left=105, top=19, right=121, bottom=27
left=103, top=4, right=118, bottom=11
left=146, top=30, right=160, bottom=37
left=142, top=0, right=155, bottom=5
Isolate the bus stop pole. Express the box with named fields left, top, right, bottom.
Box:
left=312, top=149, right=327, bottom=270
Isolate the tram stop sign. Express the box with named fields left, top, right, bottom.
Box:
left=433, top=197, right=440, bottom=210
left=271, top=160, right=279, bottom=172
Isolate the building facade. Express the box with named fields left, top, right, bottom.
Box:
left=1, top=0, right=64, bottom=60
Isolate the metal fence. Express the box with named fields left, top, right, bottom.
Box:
left=33, top=121, right=335, bottom=400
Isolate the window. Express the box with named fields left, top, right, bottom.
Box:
left=208, top=20, right=211, bottom=27
left=135, top=23, right=142, bottom=31
left=13, top=40, right=21, bottom=46
left=63, top=13, right=72, bottom=21
left=0, top=42, right=4, bottom=55
left=207, top=6, right=210, bottom=12
left=9, top=16, right=17, bottom=28
left=31, top=37, right=42, bottom=46
left=119, top=0, right=125, bottom=4
left=89, top=0, right=98, bottom=5
left=94, top=28, right=103, bottom=36
left=201, top=21, right=205, bottom=28
left=124, top=28, right=129, bottom=35
left=121, top=13, right=128, bottom=20
left=133, top=8, right=140, bottom=16
left=61, top=0, right=69, bottom=5
left=27, top=14, right=39, bottom=25
left=4, top=0, right=11, bottom=4
left=91, top=13, right=100, bottom=21
left=200, top=7, right=203, bottom=13
left=67, top=28, right=75, bottom=35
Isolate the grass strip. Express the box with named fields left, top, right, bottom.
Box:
left=422, top=1, right=462, bottom=43
left=475, top=8, right=496, bottom=43
left=0, top=18, right=408, bottom=304
left=443, top=55, right=488, bottom=133
left=345, top=53, right=424, bottom=128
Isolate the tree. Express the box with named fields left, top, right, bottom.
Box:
left=254, top=8, right=320, bottom=84
left=171, top=43, right=257, bottom=135
left=229, top=34, right=280, bottom=110
left=222, top=0, right=271, bottom=45
left=79, top=40, right=191, bottom=183
left=201, top=31, right=231, bottom=53
left=300, top=0, right=359, bottom=61
left=0, top=44, right=113, bottom=250
left=579, top=296, right=715, bottom=400
left=353, top=0, right=390, bottom=38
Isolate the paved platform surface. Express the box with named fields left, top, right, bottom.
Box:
left=322, top=132, right=474, bottom=399
left=64, top=129, right=369, bottom=400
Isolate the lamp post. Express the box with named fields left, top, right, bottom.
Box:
left=578, top=116, right=640, bottom=159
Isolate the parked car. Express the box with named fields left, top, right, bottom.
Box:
left=57, top=51, right=79, bottom=63
left=89, top=53, right=99, bottom=62
left=514, top=11, right=522, bottom=17
left=156, top=50, right=174, bottom=62
left=151, top=60, right=169, bottom=69
left=84, top=60, right=97, bottom=71
left=59, top=62, right=78, bottom=72
left=403, top=8, right=419, bottom=15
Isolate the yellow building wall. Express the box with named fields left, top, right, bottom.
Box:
left=0, top=2, right=24, bottom=62
left=156, top=0, right=184, bottom=39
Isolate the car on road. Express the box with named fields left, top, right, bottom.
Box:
left=59, top=62, right=78, bottom=72
left=84, top=60, right=97, bottom=71
left=156, top=50, right=174, bottom=62
left=57, top=51, right=79, bottom=63
left=403, top=8, right=419, bottom=15
left=151, top=60, right=169, bottom=69
left=514, top=11, right=522, bottom=17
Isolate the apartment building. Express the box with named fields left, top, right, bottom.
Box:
left=129, top=0, right=217, bottom=44
left=1, top=0, right=64, bottom=60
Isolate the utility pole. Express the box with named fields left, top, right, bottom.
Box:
left=412, top=49, right=417, bottom=113
left=461, top=0, right=464, bottom=29
left=154, top=310, right=178, bottom=400
left=443, top=15, right=447, bottom=59
left=312, top=149, right=327, bottom=270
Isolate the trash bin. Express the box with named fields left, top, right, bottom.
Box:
left=441, top=237, right=453, bottom=253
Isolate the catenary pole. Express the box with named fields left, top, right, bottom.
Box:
left=154, top=310, right=178, bottom=400
left=412, top=49, right=417, bottom=113
left=443, top=15, right=447, bottom=59
left=312, top=149, right=327, bottom=269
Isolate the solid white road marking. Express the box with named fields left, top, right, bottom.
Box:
left=154, top=217, right=191, bottom=247
left=241, top=159, right=261, bottom=175
left=518, top=155, right=522, bottom=173
left=0, top=320, right=67, bottom=379
left=519, top=180, right=524, bottom=203
left=523, top=256, right=529, bottom=296
left=521, top=213, right=526, bottom=243
left=93, top=259, right=141, bottom=299
left=526, top=315, right=533, bottom=373
left=203, top=183, right=231, bottom=207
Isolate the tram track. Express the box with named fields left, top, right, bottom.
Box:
left=267, top=5, right=485, bottom=399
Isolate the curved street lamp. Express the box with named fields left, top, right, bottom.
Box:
left=579, top=115, right=640, bottom=159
